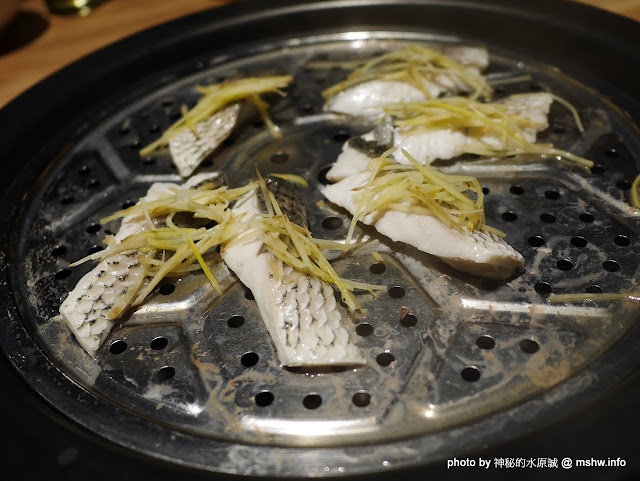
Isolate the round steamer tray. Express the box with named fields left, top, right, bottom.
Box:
left=1, top=1, right=640, bottom=479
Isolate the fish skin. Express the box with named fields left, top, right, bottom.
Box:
left=222, top=190, right=365, bottom=367
left=321, top=172, right=524, bottom=280
left=169, top=103, right=240, bottom=178
left=326, top=93, right=554, bottom=182
left=59, top=252, right=148, bottom=356
left=258, top=176, right=309, bottom=229
left=60, top=173, right=225, bottom=356
left=325, top=135, right=387, bottom=183
left=59, top=183, right=177, bottom=356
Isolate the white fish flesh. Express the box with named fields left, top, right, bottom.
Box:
left=326, top=93, right=554, bottom=182
left=326, top=80, right=427, bottom=119
left=60, top=174, right=224, bottom=356
left=325, top=46, right=489, bottom=119
left=390, top=92, right=554, bottom=164
left=169, top=103, right=240, bottom=178
left=222, top=187, right=365, bottom=367
left=321, top=172, right=524, bottom=279
left=440, top=45, right=490, bottom=73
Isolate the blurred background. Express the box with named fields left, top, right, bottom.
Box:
left=0, top=0, right=639, bottom=109
left=0, top=0, right=230, bottom=108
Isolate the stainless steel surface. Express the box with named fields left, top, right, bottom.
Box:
left=5, top=27, right=640, bottom=479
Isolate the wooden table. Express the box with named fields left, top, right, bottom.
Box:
left=0, top=0, right=639, bottom=109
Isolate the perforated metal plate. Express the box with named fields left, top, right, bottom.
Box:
left=2, top=1, right=640, bottom=478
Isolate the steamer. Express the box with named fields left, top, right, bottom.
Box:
left=1, top=1, right=639, bottom=478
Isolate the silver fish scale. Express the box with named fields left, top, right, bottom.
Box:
left=276, top=265, right=358, bottom=364
left=59, top=251, right=147, bottom=356
left=8, top=31, right=640, bottom=477
left=222, top=186, right=364, bottom=367
left=169, top=103, right=240, bottom=178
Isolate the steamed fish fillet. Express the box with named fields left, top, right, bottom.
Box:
left=321, top=172, right=524, bottom=279
left=441, top=45, right=490, bottom=72
left=326, top=80, right=427, bottom=119
left=326, top=93, right=554, bottom=182
left=115, top=172, right=225, bottom=240
left=60, top=173, right=224, bottom=356
left=59, top=252, right=149, bottom=356
left=325, top=46, right=489, bottom=119
left=222, top=190, right=365, bottom=367
left=59, top=184, right=174, bottom=356
left=326, top=135, right=392, bottom=183
left=169, top=103, right=240, bottom=178
left=389, top=92, right=553, bottom=164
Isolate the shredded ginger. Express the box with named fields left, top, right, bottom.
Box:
left=231, top=194, right=384, bottom=314
left=344, top=148, right=503, bottom=247
left=72, top=177, right=375, bottom=313
left=140, top=76, right=293, bottom=157
left=322, top=45, right=492, bottom=102
left=383, top=95, right=593, bottom=169
left=631, top=173, right=640, bottom=208
left=72, top=181, right=260, bottom=303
